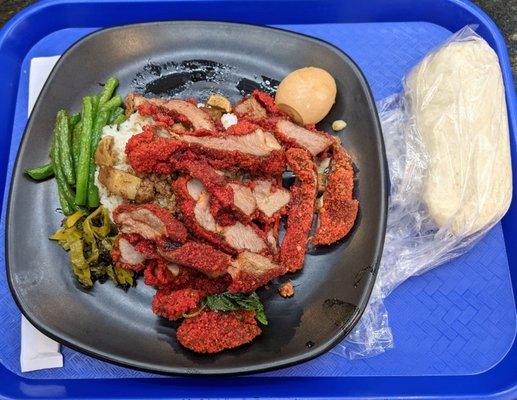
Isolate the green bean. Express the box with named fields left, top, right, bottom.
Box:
left=86, top=108, right=110, bottom=207
left=101, top=95, right=122, bottom=111
left=25, top=163, right=54, bottom=180
left=92, top=95, right=100, bottom=114
left=72, top=121, right=82, bottom=172
left=75, top=96, right=94, bottom=205
left=68, top=113, right=81, bottom=128
left=112, top=114, right=127, bottom=125
left=99, top=77, right=119, bottom=106
left=50, top=118, right=77, bottom=214
left=56, top=110, right=75, bottom=185
left=108, top=107, right=124, bottom=124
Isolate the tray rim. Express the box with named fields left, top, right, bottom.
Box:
left=0, top=0, right=515, bottom=398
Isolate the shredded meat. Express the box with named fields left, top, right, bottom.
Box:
left=279, top=149, right=317, bottom=272
left=177, top=310, right=261, bottom=353
left=276, top=119, right=333, bottom=156
left=113, top=203, right=188, bottom=244
left=312, top=143, right=359, bottom=245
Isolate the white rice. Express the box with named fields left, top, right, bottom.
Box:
left=96, top=113, right=152, bottom=216
left=221, top=113, right=238, bottom=129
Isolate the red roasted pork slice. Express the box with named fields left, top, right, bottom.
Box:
left=251, top=180, right=290, bottom=218
left=234, top=96, right=268, bottom=121
left=275, top=119, right=333, bottom=156
left=279, top=148, right=317, bottom=272
left=177, top=310, right=261, bottom=353
left=111, top=235, right=147, bottom=272
left=228, top=251, right=284, bottom=293
left=158, top=241, right=231, bottom=278
left=173, top=177, right=268, bottom=254
left=127, top=93, right=216, bottom=131
left=113, top=203, right=188, bottom=244
left=312, top=142, right=359, bottom=245
left=152, top=288, right=203, bottom=321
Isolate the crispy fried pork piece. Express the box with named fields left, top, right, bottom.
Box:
left=278, top=281, right=294, bottom=298
left=113, top=203, right=188, bottom=244
left=126, top=126, right=285, bottom=176
left=234, top=96, right=268, bottom=121
left=275, top=119, right=333, bottom=156
left=228, top=183, right=256, bottom=216
left=177, top=310, right=261, bottom=353
left=98, top=166, right=154, bottom=203
left=143, top=258, right=180, bottom=288
left=173, top=177, right=268, bottom=254
left=180, top=128, right=281, bottom=157
left=279, top=148, right=317, bottom=272
left=228, top=251, right=284, bottom=293
left=252, top=180, right=290, bottom=217
left=312, top=143, right=359, bottom=245
left=128, top=93, right=216, bottom=131
left=158, top=241, right=231, bottom=278
left=95, top=136, right=117, bottom=166
left=152, top=288, right=203, bottom=321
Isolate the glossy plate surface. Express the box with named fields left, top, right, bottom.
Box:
left=7, top=21, right=387, bottom=375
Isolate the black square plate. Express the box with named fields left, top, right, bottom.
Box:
left=6, top=21, right=387, bottom=375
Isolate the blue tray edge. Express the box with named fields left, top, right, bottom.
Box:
left=0, top=0, right=516, bottom=399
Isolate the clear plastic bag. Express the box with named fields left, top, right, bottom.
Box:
left=335, top=26, right=512, bottom=359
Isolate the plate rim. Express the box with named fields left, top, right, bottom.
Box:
left=5, top=20, right=388, bottom=376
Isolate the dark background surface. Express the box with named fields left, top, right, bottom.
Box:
left=0, top=0, right=516, bottom=80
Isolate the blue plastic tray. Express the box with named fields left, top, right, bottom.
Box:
left=0, top=0, right=516, bottom=398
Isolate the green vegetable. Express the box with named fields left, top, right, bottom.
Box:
left=25, top=163, right=54, bottom=180
left=75, top=97, right=94, bottom=205
left=72, top=121, right=82, bottom=172
left=56, top=109, right=75, bottom=185
left=50, top=206, right=131, bottom=289
left=68, top=113, right=81, bottom=128
left=50, top=114, right=77, bottom=214
left=99, top=77, right=119, bottom=106
left=112, top=113, right=127, bottom=125
left=108, top=107, right=124, bottom=124
left=87, top=107, right=110, bottom=207
left=101, top=94, right=122, bottom=111
left=202, top=292, right=268, bottom=325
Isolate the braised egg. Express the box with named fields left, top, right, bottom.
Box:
left=275, top=67, right=337, bottom=125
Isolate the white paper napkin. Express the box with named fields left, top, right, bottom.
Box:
left=20, top=56, right=63, bottom=373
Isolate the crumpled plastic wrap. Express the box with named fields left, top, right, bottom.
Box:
left=336, top=26, right=512, bottom=359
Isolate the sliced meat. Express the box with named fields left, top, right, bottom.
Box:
left=95, top=136, right=116, bottom=166
left=252, top=180, right=290, bottom=217
left=223, top=222, right=266, bottom=253
left=312, top=143, right=359, bottom=245
left=229, top=183, right=256, bottom=216
left=118, top=237, right=146, bottom=265
left=98, top=166, right=154, bottom=202
left=113, top=203, right=188, bottom=244
left=158, top=241, right=231, bottom=278
left=276, top=119, right=333, bottom=156
left=279, top=148, right=317, bottom=272
left=143, top=259, right=180, bottom=288
left=177, top=310, right=261, bottom=353
left=152, top=288, right=203, bottom=321
left=180, top=128, right=281, bottom=157
left=129, top=93, right=215, bottom=131
left=228, top=251, right=284, bottom=293
left=175, top=177, right=268, bottom=254
left=234, top=96, right=267, bottom=121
